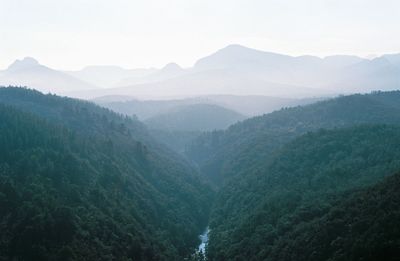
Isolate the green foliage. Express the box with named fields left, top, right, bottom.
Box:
left=268, top=172, right=400, bottom=261
left=0, top=87, right=214, bottom=260
left=183, top=91, right=400, bottom=259
left=3, top=87, right=400, bottom=261
left=206, top=125, right=400, bottom=260
left=149, top=129, right=202, bottom=155
left=186, top=91, right=400, bottom=186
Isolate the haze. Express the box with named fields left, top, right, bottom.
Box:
left=2, top=1, right=400, bottom=260
left=1, top=0, right=400, bottom=70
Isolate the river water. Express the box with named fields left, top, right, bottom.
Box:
left=198, top=227, right=210, bottom=253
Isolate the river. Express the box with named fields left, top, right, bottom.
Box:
left=198, top=227, right=210, bottom=254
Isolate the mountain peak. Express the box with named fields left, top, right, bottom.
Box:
left=194, top=44, right=290, bottom=70
left=8, top=57, right=40, bottom=71
left=215, top=44, right=262, bottom=56
left=221, top=44, right=249, bottom=51
left=161, top=62, right=183, bottom=72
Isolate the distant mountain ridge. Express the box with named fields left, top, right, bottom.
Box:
left=194, top=44, right=364, bottom=71
left=68, top=45, right=400, bottom=99
left=3, top=45, right=400, bottom=99
left=94, top=94, right=323, bottom=120
left=145, top=103, right=245, bottom=132
left=65, top=65, right=156, bottom=88
left=0, top=57, right=96, bottom=93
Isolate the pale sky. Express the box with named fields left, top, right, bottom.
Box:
left=1, top=0, right=399, bottom=70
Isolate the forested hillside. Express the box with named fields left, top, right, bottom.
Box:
left=2, top=87, right=400, bottom=261
left=207, top=125, right=400, bottom=260
left=183, top=91, right=400, bottom=260
left=269, top=172, right=400, bottom=261
left=3, top=1, right=399, bottom=260
left=0, top=87, right=214, bottom=260
left=145, top=104, right=245, bottom=132
left=144, top=104, right=244, bottom=154
left=186, top=91, right=400, bottom=185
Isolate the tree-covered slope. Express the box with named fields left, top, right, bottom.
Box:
left=0, top=87, right=214, bottom=260
left=0, top=87, right=148, bottom=140
left=148, top=129, right=202, bottom=155
left=186, top=91, right=400, bottom=185
left=207, top=125, right=400, bottom=260
left=268, top=172, right=400, bottom=261
left=145, top=103, right=245, bottom=132
left=143, top=103, right=244, bottom=154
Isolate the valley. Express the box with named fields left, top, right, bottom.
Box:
left=2, top=1, right=400, bottom=260
left=1, top=87, right=400, bottom=260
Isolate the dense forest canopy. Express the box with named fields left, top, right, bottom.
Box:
left=184, top=91, right=400, bottom=260
left=0, top=87, right=214, bottom=260
left=186, top=91, right=400, bottom=185
left=143, top=103, right=245, bottom=154
left=268, top=172, right=400, bottom=261
left=2, top=1, right=400, bottom=260
left=207, top=125, right=400, bottom=260
left=1, top=87, right=400, bottom=261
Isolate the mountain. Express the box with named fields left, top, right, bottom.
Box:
left=194, top=44, right=293, bottom=71
left=149, top=63, right=186, bottom=81
left=208, top=125, right=400, bottom=260
left=321, top=54, right=365, bottom=68
left=65, top=65, right=156, bottom=88
left=0, top=57, right=96, bottom=93
left=91, top=94, right=137, bottom=103
left=69, top=44, right=400, bottom=99
left=96, top=100, right=246, bottom=154
left=94, top=95, right=323, bottom=155
left=182, top=90, right=400, bottom=260
left=72, top=65, right=326, bottom=99
left=0, top=87, right=214, bottom=260
left=335, top=56, right=400, bottom=92
left=143, top=103, right=245, bottom=155
left=117, top=63, right=187, bottom=86
left=148, top=129, right=202, bottom=155
left=192, top=44, right=392, bottom=93
left=197, top=95, right=324, bottom=116
left=383, top=53, right=400, bottom=67
left=186, top=91, right=400, bottom=185
left=269, top=171, right=400, bottom=261
left=94, top=97, right=192, bottom=120
left=145, top=104, right=245, bottom=132
left=95, top=95, right=323, bottom=120
left=5, top=46, right=400, bottom=100
left=194, top=44, right=364, bottom=71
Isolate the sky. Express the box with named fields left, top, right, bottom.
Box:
left=1, top=0, right=399, bottom=70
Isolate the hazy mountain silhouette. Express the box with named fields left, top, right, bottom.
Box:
left=145, top=103, right=245, bottom=132
left=95, top=94, right=323, bottom=119
left=66, top=65, right=156, bottom=88
left=70, top=44, right=400, bottom=99
left=4, top=45, right=400, bottom=99
left=0, top=57, right=96, bottom=93
left=117, top=62, right=187, bottom=86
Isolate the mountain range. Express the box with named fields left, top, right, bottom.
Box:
left=0, top=57, right=95, bottom=93
left=2, top=45, right=400, bottom=99
left=94, top=94, right=322, bottom=119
